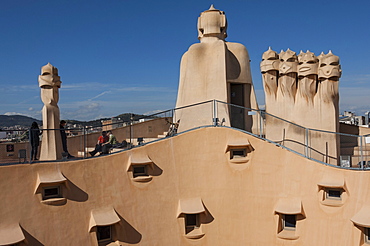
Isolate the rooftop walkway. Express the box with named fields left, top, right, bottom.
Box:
left=1, top=100, right=369, bottom=170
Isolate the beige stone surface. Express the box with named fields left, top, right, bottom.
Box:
left=176, top=5, right=258, bottom=133
left=38, top=63, right=63, bottom=161
left=261, top=48, right=341, bottom=164
left=0, top=224, right=24, bottom=245
left=0, top=127, right=370, bottom=245
left=0, top=6, right=368, bottom=246
left=89, top=207, right=120, bottom=231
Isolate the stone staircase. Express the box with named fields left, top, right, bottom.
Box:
left=340, top=142, right=370, bottom=167
left=77, top=147, right=95, bottom=157
left=124, top=131, right=168, bottom=145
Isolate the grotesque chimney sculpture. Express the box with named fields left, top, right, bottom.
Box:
left=261, top=48, right=341, bottom=164
left=175, top=5, right=259, bottom=132
left=39, top=63, right=63, bottom=160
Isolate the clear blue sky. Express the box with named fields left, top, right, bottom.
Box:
left=1, top=0, right=370, bottom=121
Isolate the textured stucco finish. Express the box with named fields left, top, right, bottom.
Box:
left=38, top=63, right=63, bottom=161
left=261, top=48, right=342, bottom=164
left=0, top=127, right=369, bottom=245
left=175, top=6, right=258, bottom=133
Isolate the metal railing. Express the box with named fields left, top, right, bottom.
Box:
left=215, top=100, right=370, bottom=170
left=1, top=100, right=369, bottom=170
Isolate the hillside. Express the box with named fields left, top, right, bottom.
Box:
left=0, top=113, right=149, bottom=128
left=0, top=115, right=42, bottom=128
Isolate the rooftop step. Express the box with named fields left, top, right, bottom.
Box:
left=341, top=145, right=370, bottom=156
left=77, top=147, right=95, bottom=157
left=157, top=132, right=168, bottom=138
left=126, top=138, right=159, bottom=145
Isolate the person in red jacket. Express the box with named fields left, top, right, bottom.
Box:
left=89, top=131, right=109, bottom=156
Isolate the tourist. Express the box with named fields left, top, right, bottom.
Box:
left=60, top=120, right=74, bottom=158
left=89, top=131, right=109, bottom=156
left=101, top=130, right=117, bottom=155
left=30, top=121, right=41, bottom=160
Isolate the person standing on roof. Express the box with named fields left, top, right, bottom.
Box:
left=30, top=121, right=41, bottom=160
left=60, top=120, right=74, bottom=158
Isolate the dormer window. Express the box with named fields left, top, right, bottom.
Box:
left=128, top=155, right=154, bottom=182
left=177, top=198, right=207, bottom=239
left=318, top=178, right=346, bottom=207
left=225, top=140, right=254, bottom=165
left=275, top=198, right=303, bottom=240
left=35, top=171, right=67, bottom=205
left=351, top=207, right=370, bottom=244
left=89, top=207, right=120, bottom=244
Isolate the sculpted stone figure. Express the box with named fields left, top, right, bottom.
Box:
left=278, top=49, right=298, bottom=99
left=175, top=5, right=258, bottom=132
left=39, top=63, right=63, bottom=160
left=261, top=48, right=341, bottom=164
left=260, top=47, right=279, bottom=99
left=297, top=50, right=319, bottom=104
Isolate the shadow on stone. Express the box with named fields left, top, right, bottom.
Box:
left=65, top=178, right=89, bottom=202
left=21, top=226, right=44, bottom=246
left=116, top=214, right=142, bottom=244
left=151, top=163, right=163, bottom=177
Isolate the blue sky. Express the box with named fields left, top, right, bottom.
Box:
left=1, top=0, right=370, bottom=121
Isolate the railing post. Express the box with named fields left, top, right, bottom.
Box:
left=305, top=128, right=309, bottom=158
left=259, top=110, right=263, bottom=138
left=130, top=114, right=133, bottom=149
left=83, top=127, right=86, bottom=159
left=360, top=135, right=364, bottom=170
left=29, top=129, right=32, bottom=163
left=213, top=100, right=218, bottom=126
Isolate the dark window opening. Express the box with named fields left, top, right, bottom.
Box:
left=133, top=165, right=148, bottom=178
left=42, top=186, right=61, bottom=200
left=325, top=188, right=343, bottom=200
left=230, top=148, right=246, bottom=159
left=6, top=144, right=14, bottom=152
left=185, top=214, right=199, bottom=233
left=186, top=214, right=197, bottom=227
left=365, top=227, right=370, bottom=244
left=283, top=214, right=296, bottom=230
left=97, top=225, right=111, bottom=242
